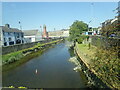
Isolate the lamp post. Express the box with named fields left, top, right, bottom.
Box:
left=19, top=21, right=22, bottom=30
left=88, top=20, right=92, bottom=31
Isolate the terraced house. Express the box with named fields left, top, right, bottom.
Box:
left=23, top=29, right=42, bottom=43
left=1, top=24, right=24, bottom=46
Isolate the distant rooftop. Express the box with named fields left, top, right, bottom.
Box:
left=22, top=30, right=39, bottom=36
left=0, top=24, right=22, bottom=33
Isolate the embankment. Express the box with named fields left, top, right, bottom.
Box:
left=74, top=42, right=120, bottom=89
left=2, top=39, right=60, bottom=55
left=2, top=39, right=63, bottom=72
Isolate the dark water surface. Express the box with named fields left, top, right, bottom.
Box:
left=3, top=42, right=86, bottom=88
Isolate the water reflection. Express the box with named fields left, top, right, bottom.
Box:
left=3, top=42, right=87, bottom=88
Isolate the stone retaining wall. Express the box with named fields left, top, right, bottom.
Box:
left=2, top=39, right=59, bottom=55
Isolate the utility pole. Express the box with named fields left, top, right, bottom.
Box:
left=88, top=20, right=92, bottom=31
left=19, top=21, right=22, bottom=30
left=90, top=2, right=94, bottom=31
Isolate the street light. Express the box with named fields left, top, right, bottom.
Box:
left=88, top=20, right=92, bottom=31
left=19, top=21, right=22, bottom=30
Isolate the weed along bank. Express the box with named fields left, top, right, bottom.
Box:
left=73, top=35, right=120, bottom=89
left=3, top=40, right=89, bottom=89
left=2, top=38, right=64, bottom=72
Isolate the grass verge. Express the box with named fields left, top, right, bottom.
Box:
left=75, top=42, right=120, bottom=89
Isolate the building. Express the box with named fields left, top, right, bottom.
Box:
left=101, top=18, right=118, bottom=36
left=84, top=31, right=94, bottom=35
left=62, top=29, right=69, bottom=37
left=42, top=25, right=48, bottom=39
left=1, top=24, right=24, bottom=46
left=23, top=29, right=42, bottom=43
left=48, top=29, right=69, bottom=38
left=97, top=27, right=102, bottom=35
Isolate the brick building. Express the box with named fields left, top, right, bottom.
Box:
left=42, top=25, right=48, bottom=39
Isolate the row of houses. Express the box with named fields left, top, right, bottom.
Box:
left=100, top=17, right=119, bottom=36
left=0, top=24, right=43, bottom=46
left=83, top=1, right=120, bottom=36
left=0, top=24, right=24, bottom=46
left=100, top=1, right=120, bottom=37
left=0, top=24, right=69, bottom=47
left=82, top=17, right=118, bottom=36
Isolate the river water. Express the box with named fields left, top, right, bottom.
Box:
left=3, top=42, right=87, bottom=88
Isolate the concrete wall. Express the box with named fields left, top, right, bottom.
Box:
left=2, top=39, right=58, bottom=55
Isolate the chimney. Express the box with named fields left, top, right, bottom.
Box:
left=5, top=24, right=10, bottom=28
left=43, top=25, right=48, bottom=38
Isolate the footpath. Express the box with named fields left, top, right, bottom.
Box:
left=75, top=42, right=97, bottom=74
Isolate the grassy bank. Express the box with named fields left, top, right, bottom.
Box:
left=75, top=42, right=120, bottom=89
left=2, top=39, right=62, bottom=72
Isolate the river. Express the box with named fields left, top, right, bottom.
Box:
left=3, top=42, right=87, bottom=88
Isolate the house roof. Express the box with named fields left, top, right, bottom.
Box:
left=0, top=26, right=22, bottom=33
left=22, top=30, right=39, bottom=36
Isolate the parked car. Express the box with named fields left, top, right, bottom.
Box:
left=109, top=34, right=115, bottom=37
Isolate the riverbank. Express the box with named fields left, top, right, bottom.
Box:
left=3, top=41, right=87, bottom=89
left=2, top=39, right=63, bottom=72
left=75, top=42, right=120, bottom=89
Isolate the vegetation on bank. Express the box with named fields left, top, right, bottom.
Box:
left=69, top=20, right=88, bottom=41
left=76, top=42, right=120, bottom=89
left=2, top=39, right=62, bottom=71
left=77, top=35, right=89, bottom=44
left=67, top=19, right=119, bottom=89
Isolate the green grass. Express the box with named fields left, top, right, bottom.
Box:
left=2, top=48, right=45, bottom=72
left=2, top=39, right=62, bottom=72
left=2, top=40, right=61, bottom=62
left=76, top=42, right=120, bottom=89
left=76, top=42, right=96, bottom=65
left=2, top=51, right=22, bottom=61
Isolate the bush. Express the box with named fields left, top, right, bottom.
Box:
left=77, top=38, right=83, bottom=44
left=93, top=48, right=120, bottom=89
left=77, top=35, right=89, bottom=44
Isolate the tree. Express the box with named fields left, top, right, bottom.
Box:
left=69, top=20, right=88, bottom=41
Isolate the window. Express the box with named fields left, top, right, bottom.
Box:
left=9, top=37, right=12, bottom=41
left=8, top=32, right=10, bottom=35
left=21, top=33, right=23, bottom=38
left=4, top=42, right=7, bottom=46
left=17, top=33, right=19, bottom=38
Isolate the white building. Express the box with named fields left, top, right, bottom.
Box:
left=84, top=31, right=94, bottom=35
left=62, top=29, right=69, bottom=37
left=48, top=29, right=69, bottom=38
left=97, top=27, right=102, bottom=35
left=23, top=29, right=42, bottom=43
left=0, top=24, right=24, bottom=46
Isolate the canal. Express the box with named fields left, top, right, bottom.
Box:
left=3, top=42, right=87, bottom=88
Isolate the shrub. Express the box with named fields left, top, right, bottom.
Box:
left=77, top=35, right=89, bottom=44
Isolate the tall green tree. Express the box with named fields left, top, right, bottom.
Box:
left=69, top=20, right=88, bottom=41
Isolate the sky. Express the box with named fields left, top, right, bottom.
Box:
left=2, top=2, right=118, bottom=31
